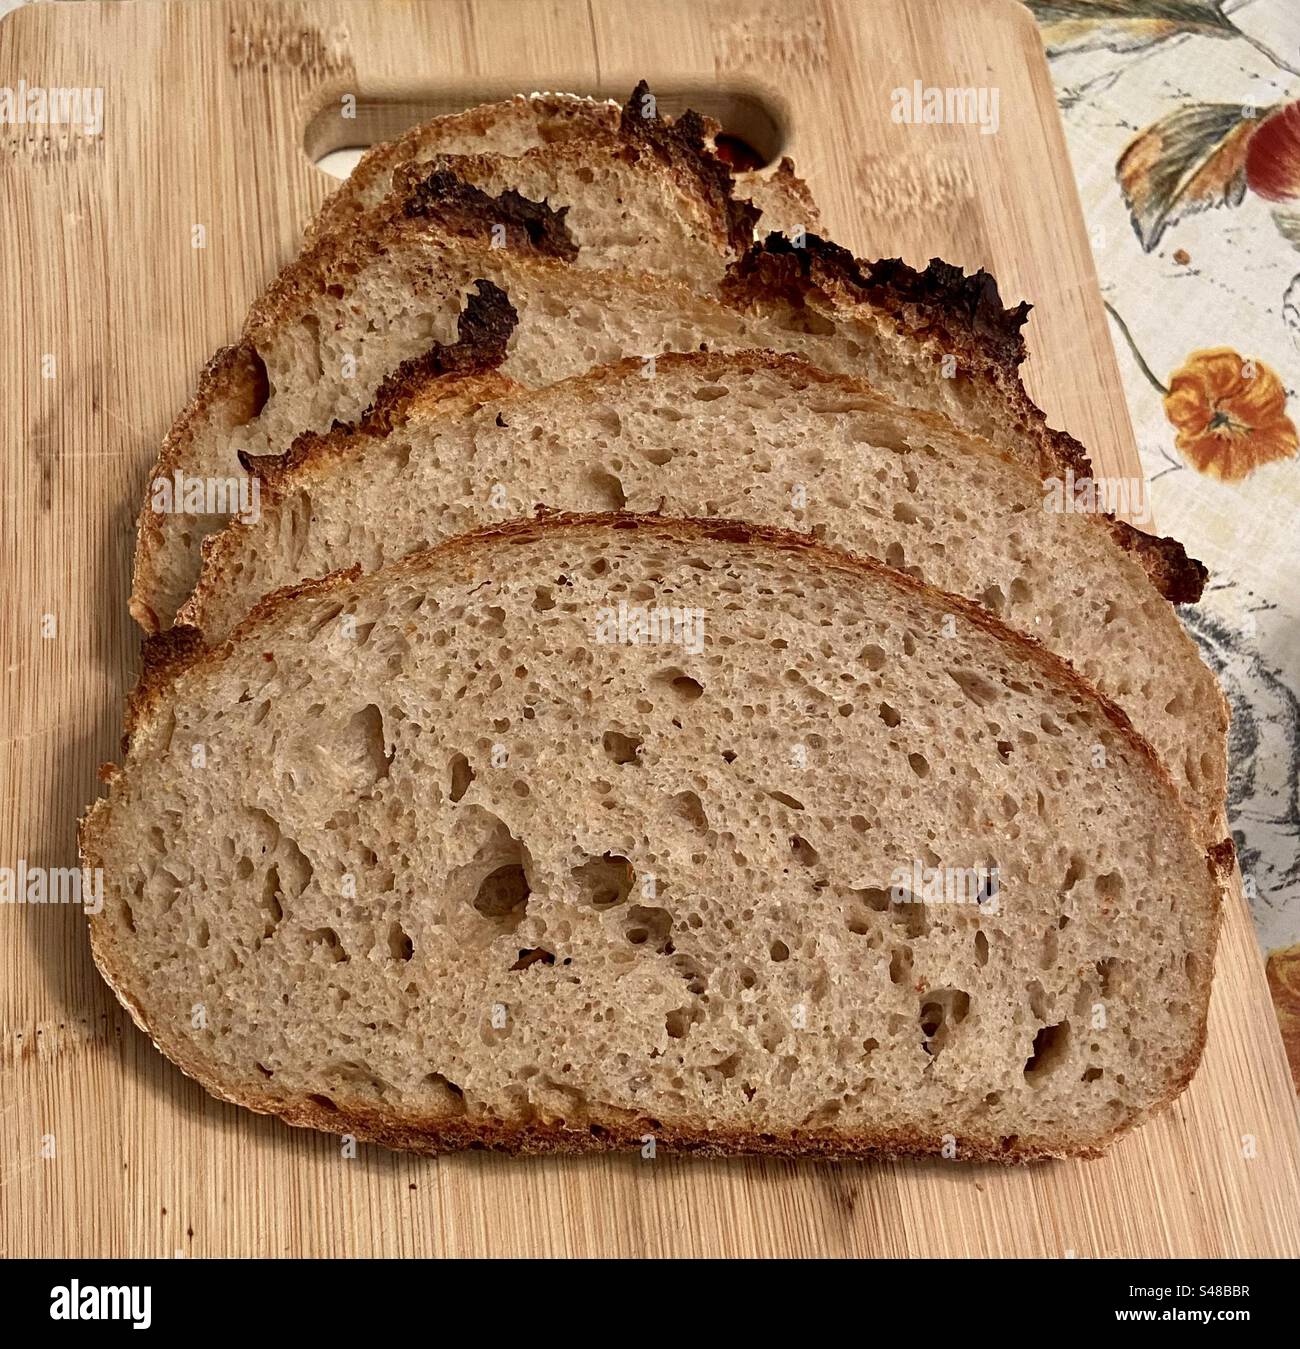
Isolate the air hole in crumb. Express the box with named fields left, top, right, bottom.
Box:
left=790, top=835, right=819, bottom=867
left=919, top=988, right=970, bottom=1056
left=472, top=865, right=531, bottom=921
left=260, top=868, right=284, bottom=938
left=660, top=671, right=704, bottom=702
left=510, top=947, right=555, bottom=971
left=623, top=905, right=673, bottom=953
left=770, top=939, right=790, bottom=962
left=388, top=921, right=414, bottom=961
left=572, top=853, right=635, bottom=909
left=308, top=927, right=348, bottom=963
left=889, top=947, right=913, bottom=984
left=671, top=790, right=709, bottom=831
left=947, top=668, right=1001, bottom=708
left=423, top=1072, right=467, bottom=1116
left=587, top=468, right=626, bottom=510
left=1024, top=1021, right=1071, bottom=1081
left=602, top=730, right=643, bottom=764
left=448, top=752, right=474, bottom=802
left=1095, top=870, right=1124, bottom=903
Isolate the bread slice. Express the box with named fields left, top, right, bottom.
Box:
left=180, top=352, right=1228, bottom=843
left=131, top=175, right=1203, bottom=634
left=310, top=85, right=818, bottom=246
left=84, top=513, right=1227, bottom=1161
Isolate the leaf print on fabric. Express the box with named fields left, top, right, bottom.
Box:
left=1027, top=0, right=1234, bottom=57
left=1118, top=103, right=1260, bottom=250
left=1027, top=0, right=1300, bottom=73
left=1164, top=348, right=1298, bottom=480
left=1284, top=274, right=1300, bottom=351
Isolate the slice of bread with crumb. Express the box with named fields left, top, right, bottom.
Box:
left=131, top=174, right=1202, bottom=638
left=179, top=352, right=1228, bottom=844
left=310, top=84, right=818, bottom=245
left=84, top=513, right=1228, bottom=1161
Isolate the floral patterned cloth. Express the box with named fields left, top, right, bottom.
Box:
left=1026, top=0, right=1300, bottom=1084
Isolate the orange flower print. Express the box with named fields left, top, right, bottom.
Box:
left=1163, top=348, right=1298, bottom=481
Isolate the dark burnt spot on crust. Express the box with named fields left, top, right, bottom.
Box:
left=620, top=80, right=760, bottom=253
left=401, top=167, right=578, bottom=261
left=240, top=280, right=519, bottom=482
left=1208, top=837, right=1237, bottom=880
left=867, top=254, right=1031, bottom=369
left=1105, top=517, right=1208, bottom=605
left=722, top=232, right=1031, bottom=372
left=362, top=279, right=518, bottom=431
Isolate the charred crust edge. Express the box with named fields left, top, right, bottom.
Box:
left=722, top=232, right=1031, bottom=372
left=1105, top=517, right=1208, bottom=605
left=242, top=280, right=519, bottom=482
left=401, top=167, right=579, bottom=262
left=621, top=80, right=760, bottom=253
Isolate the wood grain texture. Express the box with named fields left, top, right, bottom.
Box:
left=1, top=0, right=1296, bottom=1258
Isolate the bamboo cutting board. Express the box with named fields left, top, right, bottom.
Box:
left=2, top=0, right=1297, bottom=1259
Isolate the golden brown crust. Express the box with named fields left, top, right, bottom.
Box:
left=121, top=625, right=207, bottom=750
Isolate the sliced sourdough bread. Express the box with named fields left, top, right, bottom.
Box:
left=310, top=85, right=818, bottom=245
left=180, top=352, right=1228, bottom=842
left=84, top=514, right=1227, bottom=1161
left=132, top=173, right=1202, bottom=633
